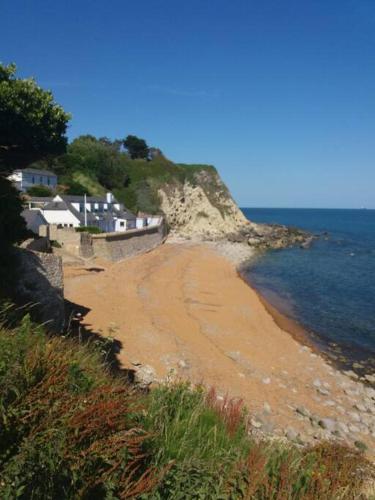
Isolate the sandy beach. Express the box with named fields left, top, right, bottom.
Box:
left=63, top=241, right=375, bottom=454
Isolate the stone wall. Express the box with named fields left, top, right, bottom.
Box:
left=20, top=237, right=51, bottom=253
left=41, top=225, right=81, bottom=256
left=90, top=223, right=167, bottom=262
left=15, top=248, right=65, bottom=332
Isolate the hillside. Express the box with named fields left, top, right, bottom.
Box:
left=112, top=158, right=248, bottom=238
left=44, top=135, right=249, bottom=238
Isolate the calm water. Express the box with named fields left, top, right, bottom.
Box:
left=241, top=208, right=375, bottom=370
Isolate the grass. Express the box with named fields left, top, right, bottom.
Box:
left=0, top=309, right=374, bottom=499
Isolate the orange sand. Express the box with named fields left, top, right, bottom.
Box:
left=63, top=242, right=375, bottom=448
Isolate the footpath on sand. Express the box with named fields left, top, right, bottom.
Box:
left=63, top=241, right=375, bottom=458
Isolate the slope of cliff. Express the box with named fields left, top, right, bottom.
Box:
left=68, top=157, right=249, bottom=239
left=157, top=165, right=249, bottom=238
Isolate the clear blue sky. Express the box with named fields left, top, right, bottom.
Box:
left=2, top=0, right=375, bottom=208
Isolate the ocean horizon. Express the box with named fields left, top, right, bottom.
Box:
left=241, top=207, right=375, bottom=374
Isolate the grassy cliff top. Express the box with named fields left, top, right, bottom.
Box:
left=40, top=135, right=227, bottom=214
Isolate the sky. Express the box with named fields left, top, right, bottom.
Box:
left=2, top=0, right=375, bottom=208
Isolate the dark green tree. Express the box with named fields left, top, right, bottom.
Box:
left=123, top=135, right=149, bottom=160
left=0, top=177, right=27, bottom=245
left=0, top=63, right=71, bottom=172
left=56, top=135, right=129, bottom=190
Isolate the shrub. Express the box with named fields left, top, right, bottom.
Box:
left=75, top=225, right=102, bottom=234
left=0, top=316, right=158, bottom=499
left=0, top=312, right=373, bottom=499
left=26, top=185, right=53, bottom=197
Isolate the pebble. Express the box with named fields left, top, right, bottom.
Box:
left=134, top=364, right=156, bottom=388
left=347, top=411, right=361, bottom=423
left=285, top=427, right=298, bottom=441
left=318, top=387, right=330, bottom=396
left=365, top=387, right=375, bottom=398
left=324, top=400, right=336, bottom=407
left=313, top=379, right=322, bottom=388
left=318, top=418, right=336, bottom=432
left=251, top=418, right=262, bottom=429
left=364, top=374, right=375, bottom=384
left=353, top=402, right=367, bottom=413
left=348, top=424, right=360, bottom=434
left=336, top=421, right=349, bottom=434
left=344, top=370, right=359, bottom=380
left=296, top=406, right=311, bottom=418
left=262, top=377, right=271, bottom=385
left=263, top=402, right=272, bottom=415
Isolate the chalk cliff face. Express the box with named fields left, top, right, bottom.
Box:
left=157, top=169, right=249, bottom=239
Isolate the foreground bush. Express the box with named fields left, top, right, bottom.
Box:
left=0, top=316, right=157, bottom=498
left=0, top=314, right=373, bottom=499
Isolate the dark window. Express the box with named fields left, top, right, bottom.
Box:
left=32, top=176, right=35, bottom=184
left=40, top=176, right=43, bottom=183
left=47, top=178, right=50, bottom=185
left=120, top=221, right=125, bottom=227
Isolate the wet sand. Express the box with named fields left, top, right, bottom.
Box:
left=63, top=241, right=375, bottom=453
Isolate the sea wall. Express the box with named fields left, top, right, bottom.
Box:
left=15, top=248, right=65, bottom=332
left=89, top=223, right=167, bottom=262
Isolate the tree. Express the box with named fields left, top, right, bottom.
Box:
left=58, top=135, right=129, bottom=190
left=0, top=63, right=71, bottom=173
left=0, top=177, right=27, bottom=245
left=123, top=135, right=149, bottom=160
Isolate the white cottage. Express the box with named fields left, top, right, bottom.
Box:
left=8, top=168, right=57, bottom=192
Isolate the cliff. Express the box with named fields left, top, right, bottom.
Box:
left=157, top=166, right=249, bottom=238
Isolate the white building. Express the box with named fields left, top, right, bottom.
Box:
left=8, top=168, right=57, bottom=192
left=25, top=192, right=140, bottom=232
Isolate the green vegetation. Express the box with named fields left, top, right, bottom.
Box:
left=123, top=134, right=149, bottom=160
left=26, top=185, right=53, bottom=197
left=0, top=309, right=373, bottom=499
left=0, top=63, right=70, bottom=171
left=75, top=226, right=102, bottom=234
left=50, top=135, right=222, bottom=215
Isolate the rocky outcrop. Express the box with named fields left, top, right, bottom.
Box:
left=158, top=169, right=249, bottom=239
left=242, top=223, right=313, bottom=250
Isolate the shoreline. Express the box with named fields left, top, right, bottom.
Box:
left=235, top=246, right=375, bottom=382
left=63, top=240, right=375, bottom=456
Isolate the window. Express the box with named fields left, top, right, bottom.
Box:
left=47, top=178, right=50, bottom=185
left=120, top=221, right=125, bottom=227
left=32, top=176, right=35, bottom=184
left=40, top=176, right=43, bottom=184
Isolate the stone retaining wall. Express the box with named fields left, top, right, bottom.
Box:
left=90, top=223, right=167, bottom=262
left=40, top=225, right=81, bottom=256
left=15, top=248, right=65, bottom=332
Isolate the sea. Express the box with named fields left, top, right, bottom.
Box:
left=241, top=208, right=375, bottom=374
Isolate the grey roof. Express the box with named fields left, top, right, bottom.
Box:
left=114, top=208, right=136, bottom=220
left=44, top=200, right=98, bottom=225
left=21, top=209, right=47, bottom=226
left=43, top=201, right=68, bottom=211
left=17, top=168, right=57, bottom=177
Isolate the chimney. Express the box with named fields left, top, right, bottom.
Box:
left=106, top=192, right=113, bottom=204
